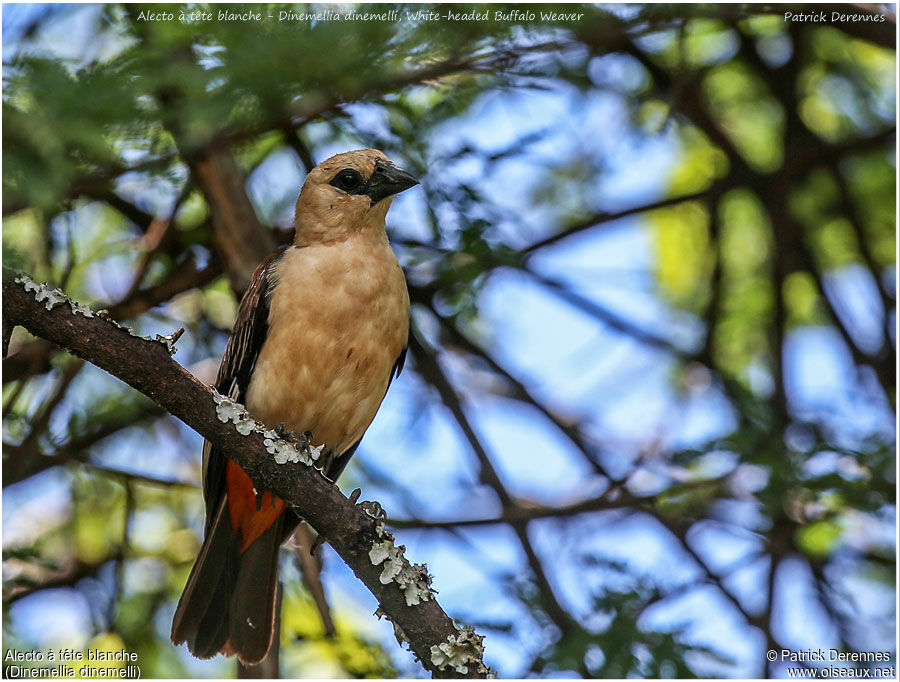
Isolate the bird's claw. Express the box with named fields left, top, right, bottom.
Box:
left=317, top=448, right=336, bottom=480
left=309, top=533, right=327, bottom=556
left=359, top=500, right=386, bottom=520
left=348, top=488, right=385, bottom=519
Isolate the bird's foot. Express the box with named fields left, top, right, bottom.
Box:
left=317, top=448, right=336, bottom=481
left=309, top=533, right=327, bottom=556
left=359, top=499, right=386, bottom=521
left=348, top=488, right=386, bottom=519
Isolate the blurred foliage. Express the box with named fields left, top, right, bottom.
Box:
left=2, top=3, right=895, bottom=679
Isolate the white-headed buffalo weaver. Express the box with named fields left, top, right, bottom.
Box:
left=171, top=149, right=416, bottom=664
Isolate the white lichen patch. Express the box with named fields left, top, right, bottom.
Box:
left=430, top=626, right=491, bottom=676
left=369, top=540, right=404, bottom=584
left=368, top=526, right=436, bottom=607
left=400, top=564, right=434, bottom=607
left=368, top=540, right=393, bottom=568
left=15, top=274, right=179, bottom=355
left=213, top=392, right=253, bottom=431
left=263, top=432, right=323, bottom=465
left=154, top=332, right=180, bottom=355
left=375, top=573, right=491, bottom=677
left=20, top=277, right=71, bottom=311
left=212, top=390, right=322, bottom=466
left=310, top=443, right=325, bottom=461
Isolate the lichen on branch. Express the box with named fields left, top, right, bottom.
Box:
left=2, top=274, right=493, bottom=679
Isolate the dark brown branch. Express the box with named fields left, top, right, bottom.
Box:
left=282, top=127, right=316, bottom=174
left=2, top=339, right=55, bottom=386
left=643, top=510, right=765, bottom=631
left=92, top=190, right=156, bottom=231
left=520, top=189, right=712, bottom=256
left=401, top=239, right=692, bottom=360
left=762, top=553, right=784, bottom=677
left=82, top=460, right=194, bottom=489
left=5, top=557, right=111, bottom=605
left=2, top=154, right=178, bottom=218
left=785, top=204, right=895, bottom=400
left=2, top=277, right=490, bottom=679
left=109, top=256, right=222, bottom=321
left=4, top=401, right=165, bottom=488
left=292, top=524, right=337, bottom=636
left=3, top=256, right=221, bottom=384
left=695, top=193, right=725, bottom=369
left=187, top=147, right=277, bottom=293
left=808, top=558, right=854, bottom=654
left=769, top=195, right=791, bottom=428
left=522, top=267, right=691, bottom=358
left=409, top=288, right=613, bottom=479
left=408, top=334, right=511, bottom=505
left=121, top=181, right=195, bottom=300
left=387, top=489, right=636, bottom=529
left=409, top=332, right=578, bottom=638
left=831, top=166, right=895, bottom=325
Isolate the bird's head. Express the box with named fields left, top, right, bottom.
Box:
left=293, top=149, right=418, bottom=246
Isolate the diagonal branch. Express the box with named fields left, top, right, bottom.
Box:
left=5, top=557, right=113, bottom=605
left=409, top=332, right=578, bottom=638
left=3, top=401, right=165, bottom=488
left=522, top=267, right=692, bottom=358
left=520, top=189, right=713, bottom=256
left=186, top=147, right=277, bottom=293
left=2, top=276, right=491, bottom=679
left=3, top=255, right=221, bottom=385
left=387, top=487, right=639, bottom=530
left=410, top=289, right=614, bottom=478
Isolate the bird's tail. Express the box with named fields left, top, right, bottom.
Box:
left=171, top=500, right=284, bottom=665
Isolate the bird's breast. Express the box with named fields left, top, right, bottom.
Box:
left=244, top=238, right=409, bottom=455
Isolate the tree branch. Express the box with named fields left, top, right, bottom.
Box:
left=2, top=276, right=491, bottom=679
left=410, top=286, right=614, bottom=479
left=3, top=255, right=220, bottom=384
left=5, top=557, right=112, bottom=605
left=519, top=189, right=713, bottom=256
left=387, top=488, right=637, bottom=530
left=186, top=147, right=277, bottom=293
left=409, top=332, right=578, bottom=638
left=3, top=401, right=165, bottom=488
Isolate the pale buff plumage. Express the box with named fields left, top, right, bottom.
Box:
left=172, top=149, right=415, bottom=665
left=245, top=149, right=410, bottom=454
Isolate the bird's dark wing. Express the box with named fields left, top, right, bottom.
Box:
left=393, top=346, right=407, bottom=379
left=202, top=246, right=288, bottom=534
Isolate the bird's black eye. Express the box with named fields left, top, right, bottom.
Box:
left=330, top=168, right=364, bottom=193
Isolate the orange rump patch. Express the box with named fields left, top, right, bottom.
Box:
left=225, top=460, right=286, bottom=552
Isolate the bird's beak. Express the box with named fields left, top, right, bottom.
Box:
left=366, top=162, right=419, bottom=205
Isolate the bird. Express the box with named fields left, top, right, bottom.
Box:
left=171, top=149, right=417, bottom=664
